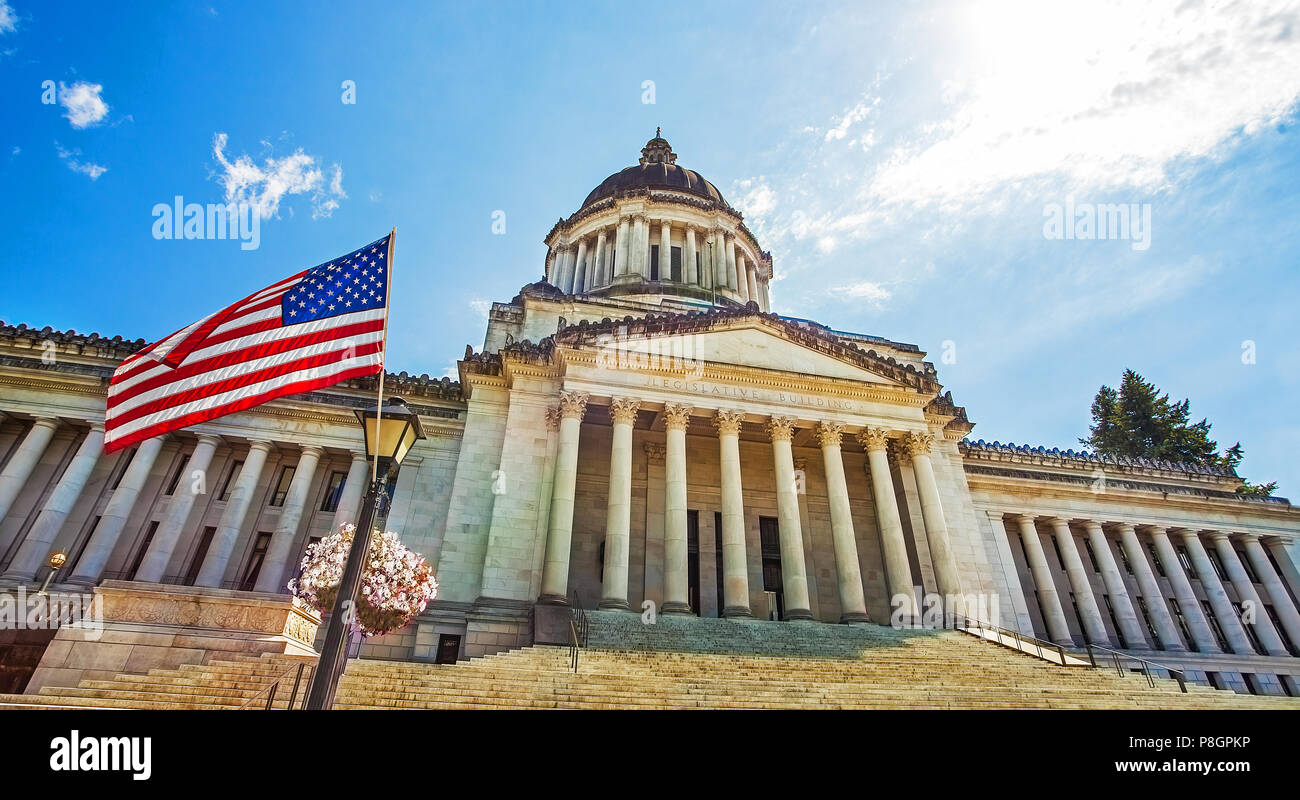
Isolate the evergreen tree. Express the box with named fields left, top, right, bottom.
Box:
left=1081, top=369, right=1274, bottom=496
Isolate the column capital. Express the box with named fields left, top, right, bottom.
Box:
left=557, top=390, right=590, bottom=420
left=85, top=420, right=107, bottom=433
left=814, top=421, right=844, bottom=448
left=643, top=441, right=666, bottom=465
left=663, top=403, right=693, bottom=432
left=712, top=409, right=745, bottom=436
left=609, top=397, right=641, bottom=425
left=903, top=431, right=933, bottom=456
left=886, top=438, right=910, bottom=466
left=1141, top=524, right=1168, bottom=537
left=299, top=444, right=326, bottom=459
left=1204, top=530, right=1230, bottom=543
left=30, top=416, right=62, bottom=431
left=1012, top=513, right=1038, bottom=526
left=1080, top=519, right=1105, bottom=532
left=195, top=433, right=224, bottom=447
left=1045, top=516, right=1073, bottom=528
left=766, top=415, right=797, bottom=442
left=856, top=427, right=891, bottom=452
left=545, top=407, right=562, bottom=431
left=1237, top=532, right=1261, bottom=544
left=345, top=448, right=367, bottom=462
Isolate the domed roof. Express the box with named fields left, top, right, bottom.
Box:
left=581, top=130, right=728, bottom=208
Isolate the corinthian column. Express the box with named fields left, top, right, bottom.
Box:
left=1208, top=532, right=1287, bottom=656
left=1081, top=520, right=1147, bottom=648
left=256, top=445, right=323, bottom=593
left=600, top=398, right=640, bottom=610
left=662, top=403, right=693, bottom=614
left=859, top=428, right=914, bottom=619
left=713, top=409, right=751, bottom=617
left=3, top=423, right=105, bottom=581
left=1148, top=526, right=1222, bottom=653
left=1013, top=515, right=1073, bottom=644
left=134, top=433, right=221, bottom=583
left=816, top=421, right=869, bottom=623
left=1045, top=517, right=1110, bottom=645
left=0, top=417, right=60, bottom=524
left=1242, top=534, right=1300, bottom=651
left=194, top=440, right=272, bottom=588
left=1116, top=523, right=1185, bottom=650
left=905, top=432, right=962, bottom=604
left=767, top=416, right=812, bottom=620
left=539, top=391, right=588, bottom=604
left=67, top=436, right=166, bottom=586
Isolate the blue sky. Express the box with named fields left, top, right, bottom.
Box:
left=1, top=0, right=1298, bottom=494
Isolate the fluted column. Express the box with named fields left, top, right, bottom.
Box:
left=1176, top=528, right=1252, bottom=653
left=599, top=398, right=640, bottom=610
left=1147, top=526, right=1222, bottom=653
left=1082, top=521, right=1147, bottom=648
left=592, top=230, right=608, bottom=289
left=0, top=417, right=60, bottom=524
left=1242, top=535, right=1300, bottom=650
left=193, top=440, right=272, bottom=588
left=615, top=218, right=631, bottom=277
left=1116, top=523, right=1185, bottom=651
left=725, top=235, right=739, bottom=291
left=767, top=417, right=812, bottom=620
left=905, top=432, right=962, bottom=605
left=859, top=428, right=914, bottom=619
left=1263, top=537, right=1300, bottom=605
left=134, top=434, right=221, bottom=583
left=331, top=452, right=371, bottom=533
left=713, top=409, right=751, bottom=617
left=658, top=221, right=671, bottom=281
left=255, top=445, right=323, bottom=592
left=3, top=423, right=105, bottom=580
left=815, top=422, right=868, bottom=623
left=1013, top=515, right=1073, bottom=644
left=67, top=436, right=166, bottom=586
left=684, top=227, right=698, bottom=284
left=735, top=254, right=750, bottom=303
left=1046, top=517, right=1111, bottom=645
left=571, top=239, right=588, bottom=294
left=746, top=263, right=759, bottom=305
left=712, top=231, right=728, bottom=289
left=1208, top=532, right=1287, bottom=656
left=540, top=391, right=588, bottom=603
left=662, top=403, right=693, bottom=615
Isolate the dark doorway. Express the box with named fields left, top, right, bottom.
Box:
left=435, top=634, right=461, bottom=664
left=713, top=511, right=724, bottom=618
left=760, top=516, right=784, bottom=620
left=687, top=510, right=700, bottom=613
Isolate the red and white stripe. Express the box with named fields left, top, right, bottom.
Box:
left=104, top=269, right=386, bottom=453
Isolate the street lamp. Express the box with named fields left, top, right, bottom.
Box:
left=304, top=396, right=425, bottom=710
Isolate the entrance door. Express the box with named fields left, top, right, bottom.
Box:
left=687, top=510, right=701, bottom=613
left=435, top=634, right=461, bottom=664
left=760, top=516, right=784, bottom=620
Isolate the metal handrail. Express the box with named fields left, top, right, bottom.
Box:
left=237, top=661, right=315, bottom=710
left=568, top=590, right=588, bottom=673
left=953, top=613, right=1188, bottom=693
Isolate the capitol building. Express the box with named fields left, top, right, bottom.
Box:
left=1, top=133, right=1298, bottom=705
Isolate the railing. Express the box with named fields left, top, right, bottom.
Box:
left=952, top=613, right=1187, bottom=693
left=1081, top=640, right=1187, bottom=692
left=237, top=661, right=316, bottom=710
left=568, top=591, right=589, bottom=673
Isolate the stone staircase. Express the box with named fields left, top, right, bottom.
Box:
left=5, top=611, right=1296, bottom=709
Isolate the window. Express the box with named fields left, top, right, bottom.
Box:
left=1233, top=602, right=1263, bottom=654
left=164, top=454, right=189, bottom=495
left=1102, top=595, right=1126, bottom=648
left=1083, top=539, right=1101, bottom=573
left=269, top=466, right=296, bottom=507
left=1136, top=596, right=1163, bottom=650
left=1148, top=544, right=1166, bottom=577
left=182, top=527, right=217, bottom=586
left=1177, top=545, right=1194, bottom=576
left=126, top=521, right=159, bottom=581
left=240, top=532, right=273, bottom=590
left=1169, top=599, right=1197, bottom=652
left=670, top=246, right=682, bottom=282
left=695, top=252, right=702, bottom=283
left=217, top=460, right=243, bottom=501
left=109, top=448, right=136, bottom=491
left=1206, top=549, right=1227, bottom=581
left=320, top=471, right=347, bottom=512
left=687, top=510, right=700, bottom=613
left=1202, top=600, right=1231, bottom=652
left=649, top=244, right=660, bottom=280
left=1117, top=543, right=1133, bottom=575
left=64, top=515, right=101, bottom=576
left=1266, top=605, right=1296, bottom=655
left=759, top=516, right=783, bottom=619
left=1051, top=537, right=1066, bottom=571
left=1069, top=592, right=1088, bottom=643
left=1236, top=549, right=1258, bottom=583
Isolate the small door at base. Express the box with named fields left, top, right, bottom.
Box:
left=435, top=634, right=461, bottom=664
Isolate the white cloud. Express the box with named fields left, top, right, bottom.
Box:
left=55, top=143, right=106, bottom=180
left=0, top=2, right=16, bottom=35
left=58, top=82, right=109, bottom=129
left=824, top=97, right=877, bottom=142
left=468, top=299, right=492, bottom=320
left=211, top=132, right=346, bottom=220
left=733, top=178, right=777, bottom=217
left=869, top=0, right=1300, bottom=209
left=832, top=281, right=891, bottom=309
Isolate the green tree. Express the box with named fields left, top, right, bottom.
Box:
left=1081, top=369, right=1274, bottom=496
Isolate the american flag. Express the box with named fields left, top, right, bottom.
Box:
left=103, top=233, right=393, bottom=453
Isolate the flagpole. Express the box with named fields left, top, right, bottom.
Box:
left=370, top=228, right=396, bottom=484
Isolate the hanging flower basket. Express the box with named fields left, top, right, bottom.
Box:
left=289, top=523, right=438, bottom=638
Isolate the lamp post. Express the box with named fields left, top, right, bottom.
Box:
left=304, top=396, right=425, bottom=710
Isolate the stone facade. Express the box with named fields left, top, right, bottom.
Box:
left=1, top=134, right=1298, bottom=695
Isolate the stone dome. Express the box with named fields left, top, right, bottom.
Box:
left=581, top=130, right=727, bottom=208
